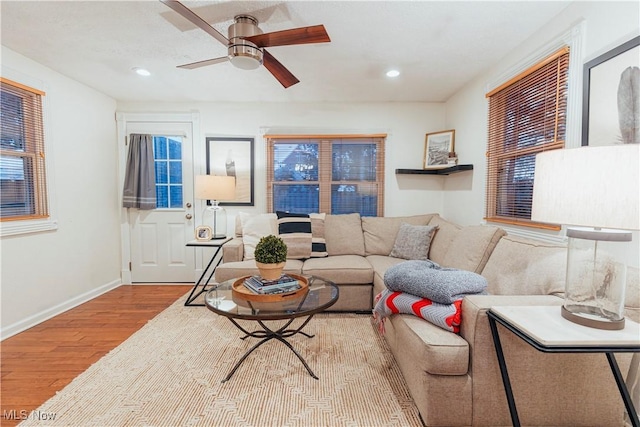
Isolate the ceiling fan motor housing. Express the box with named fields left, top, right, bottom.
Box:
left=228, top=15, right=263, bottom=70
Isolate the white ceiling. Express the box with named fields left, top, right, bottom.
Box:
left=1, top=1, right=571, bottom=103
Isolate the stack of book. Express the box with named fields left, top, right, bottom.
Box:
left=243, top=274, right=301, bottom=294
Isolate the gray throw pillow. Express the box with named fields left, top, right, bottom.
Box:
left=389, top=223, right=438, bottom=260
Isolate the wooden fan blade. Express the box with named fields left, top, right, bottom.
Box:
left=262, top=50, right=299, bottom=88
left=177, top=56, right=229, bottom=69
left=244, top=25, right=330, bottom=48
left=160, top=0, right=228, bottom=46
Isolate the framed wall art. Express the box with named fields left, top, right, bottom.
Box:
left=206, top=137, right=254, bottom=206
left=582, top=35, right=640, bottom=146
left=423, top=129, right=455, bottom=168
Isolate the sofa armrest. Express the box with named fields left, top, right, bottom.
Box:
left=222, top=237, right=244, bottom=263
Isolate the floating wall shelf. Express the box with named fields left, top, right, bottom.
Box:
left=395, top=164, right=474, bottom=176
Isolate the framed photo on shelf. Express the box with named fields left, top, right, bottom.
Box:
left=206, top=137, right=254, bottom=206
left=195, top=225, right=212, bottom=241
left=582, top=35, right=640, bottom=146
left=423, top=129, right=455, bottom=168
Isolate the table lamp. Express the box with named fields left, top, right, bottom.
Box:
left=532, top=144, right=639, bottom=330
left=194, top=175, right=236, bottom=239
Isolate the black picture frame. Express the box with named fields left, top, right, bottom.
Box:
left=205, top=137, right=254, bottom=206
left=582, top=35, right=640, bottom=146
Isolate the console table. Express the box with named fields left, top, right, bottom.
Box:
left=488, top=305, right=640, bottom=427
left=184, top=237, right=231, bottom=306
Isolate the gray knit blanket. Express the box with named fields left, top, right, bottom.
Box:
left=383, top=260, right=488, bottom=304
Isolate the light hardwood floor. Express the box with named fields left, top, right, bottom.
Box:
left=1, top=284, right=190, bottom=427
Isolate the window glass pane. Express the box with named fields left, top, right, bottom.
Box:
left=169, top=185, right=182, bottom=208
left=496, top=155, right=535, bottom=219
left=154, top=136, right=167, bottom=160
left=332, top=143, right=377, bottom=181
left=168, top=138, right=181, bottom=160
left=331, top=184, right=377, bottom=216
left=273, top=143, right=318, bottom=182
left=169, top=161, right=182, bottom=184
left=0, top=155, right=32, bottom=217
left=155, top=160, right=168, bottom=184
left=0, top=91, right=25, bottom=151
left=156, top=185, right=168, bottom=208
left=273, top=184, right=319, bottom=213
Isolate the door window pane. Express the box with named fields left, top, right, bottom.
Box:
left=153, top=136, right=182, bottom=209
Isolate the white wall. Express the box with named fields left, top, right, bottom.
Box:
left=1, top=47, right=120, bottom=338
left=116, top=101, right=448, bottom=225
left=443, top=1, right=640, bottom=263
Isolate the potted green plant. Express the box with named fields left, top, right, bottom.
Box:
left=254, top=234, right=288, bottom=280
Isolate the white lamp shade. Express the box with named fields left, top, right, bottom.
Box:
left=194, top=175, right=236, bottom=201
left=531, top=145, right=640, bottom=230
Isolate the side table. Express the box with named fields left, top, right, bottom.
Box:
left=488, top=305, right=640, bottom=427
left=184, top=237, right=231, bottom=306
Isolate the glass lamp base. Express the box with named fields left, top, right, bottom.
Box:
left=561, top=305, right=625, bottom=330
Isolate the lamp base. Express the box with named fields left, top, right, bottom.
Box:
left=561, top=305, right=625, bottom=330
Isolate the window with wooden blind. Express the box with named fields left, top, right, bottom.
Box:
left=485, top=47, right=569, bottom=229
left=265, top=135, right=385, bottom=216
left=0, top=77, right=48, bottom=221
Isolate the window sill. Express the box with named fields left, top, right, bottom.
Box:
left=1, top=218, right=58, bottom=237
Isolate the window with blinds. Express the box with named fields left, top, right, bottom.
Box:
left=485, top=47, right=569, bottom=229
left=265, top=135, right=385, bottom=216
left=0, top=78, right=48, bottom=221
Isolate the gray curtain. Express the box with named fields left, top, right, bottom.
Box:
left=122, top=133, right=156, bottom=210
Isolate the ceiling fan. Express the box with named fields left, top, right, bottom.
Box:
left=160, top=0, right=331, bottom=88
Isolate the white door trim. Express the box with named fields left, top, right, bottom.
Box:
left=116, top=111, right=201, bottom=284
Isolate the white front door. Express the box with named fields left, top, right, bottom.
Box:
left=126, top=122, right=195, bottom=283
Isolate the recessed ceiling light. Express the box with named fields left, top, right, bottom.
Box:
left=386, top=70, right=400, bottom=78
left=132, top=67, right=151, bottom=77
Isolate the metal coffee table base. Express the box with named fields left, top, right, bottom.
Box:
left=222, top=315, right=318, bottom=383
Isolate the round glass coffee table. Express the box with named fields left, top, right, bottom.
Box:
left=205, top=275, right=339, bottom=383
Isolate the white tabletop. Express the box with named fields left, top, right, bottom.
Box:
left=185, top=237, right=231, bottom=247
left=490, top=306, right=640, bottom=348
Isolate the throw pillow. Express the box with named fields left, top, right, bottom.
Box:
left=276, top=211, right=312, bottom=259
left=240, top=213, right=278, bottom=260
left=309, top=213, right=328, bottom=258
left=373, top=289, right=463, bottom=333
left=389, top=223, right=438, bottom=260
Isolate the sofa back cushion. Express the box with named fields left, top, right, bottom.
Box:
left=441, top=225, right=506, bottom=273
left=324, top=213, right=365, bottom=256
left=427, top=215, right=462, bottom=264
left=239, top=212, right=278, bottom=260
left=362, top=214, right=436, bottom=256
left=481, top=234, right=567, bottom=296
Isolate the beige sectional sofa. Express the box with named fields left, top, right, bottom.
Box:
left=215, top=212, right=639, bottom=426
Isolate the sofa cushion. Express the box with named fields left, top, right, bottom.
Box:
left=362, top=214, right=436, bottom=256
left=388, top=313, right=469, bottom=375
left=302, top=255, right=373, bottom=284
left=239, top=212, right=277, bottom=260
left=427, top=215, right=462, bottom=264
left=440, top=225, right=506, bottom=273
left=214, top=259, right=304, bottom=283
left=310, top=213, right=328, bottom=258
left=324, top=213, right=365, bottom=256
left=389, top=223, right=438, bottom=260
left=276, top=211, right=312, bottom=259
left=481, top=234, right=567, bottom=296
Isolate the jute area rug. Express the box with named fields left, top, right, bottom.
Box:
left=20, top=293, right=422, bottom=427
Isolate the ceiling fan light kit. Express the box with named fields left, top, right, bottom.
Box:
left=160, top=0, right=330, bottom=88
left=228, top=15, right=263, bottom=70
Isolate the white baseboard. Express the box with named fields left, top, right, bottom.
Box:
left=1, top=279, right=122, bottom=341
